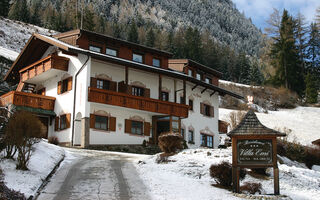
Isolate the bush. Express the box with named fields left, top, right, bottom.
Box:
left=240, top=182, right=262, bottom=194
left=305, top=147, right=320, bottom=169
left=158, top=132, right=183, bottom=154
left=48, top=136, right=59, bottom=145
left=210, top=161, right=246, bottom=187
left=5, top=111, right=45, bottom=170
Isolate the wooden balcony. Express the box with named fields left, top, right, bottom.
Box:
left=0, top=91, right=56, bottom=111
left=88, top=87, right=189, bottom=118
left=19, top=54, right=69, bottom=84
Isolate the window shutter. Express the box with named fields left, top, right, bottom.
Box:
left=144, top=88, right=150, bottom=98
left=200, top=103, right=204, bottom=114
left=55, top=117, right=59, bottom=131
left=66, top=113, right=71, bottom=128
left=127, top=85, right=132, bottom=95
left=183, top=67, right=188, bottom=74
left=90, top=77, right=97, bottom=88
left=67, top=77, right=73, bottom=91
left=110, top=81, right=117, bottom=91
left=109, top=117, right=116, bottom=131
left=90, top=114, right=95, bottom=128
left=144, top=122, right=151, bottom=136
left=125, top=119, right=131, bottom=133
left=210, top=106, right=214, bottom=117
left=57, top=81, right=62, bottom=94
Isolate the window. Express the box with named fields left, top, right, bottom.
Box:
left=161, top=91, right=169, bottom=101
left=89, top=45, right=101, bottom=53
left=132, top=86, right=144, bottom=97
left=95, top=115, right=108, bottom=130
left=196, top=73, right=201, bottom=80
left=201, top=134, right=213, bottom=148
left=204, top=104, right=211, bottom=117
left=181, top=128, right=185, bottom=140
left=152, top=58, right=160, bottom=67
left=188, top=69, right=193, bottom=77
left=97, top=79, right=110, bottom=90
left=131, top=121, right=143, bottom=135
left=205, top=77, right=212, bottom=84
left=60, top=115, right=67, bottom=130
left=106, top=48, right=117, bottom=56
left=189, top=99, right=193, bottom=111
left=133, top=53, right=143, bottom=63
left=180, top=96, right=185, bottom=104
left=61, top=79, right=69, bottom=93
left=188, top=130, right=194, bottom=143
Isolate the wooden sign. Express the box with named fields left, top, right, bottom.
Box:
left=237, top=139, right=272, bottom=164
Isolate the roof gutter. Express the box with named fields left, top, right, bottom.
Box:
left=71, top=55, right=90, bottom=146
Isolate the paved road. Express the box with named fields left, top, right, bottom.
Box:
left=37, top=149, right=150, bottom=200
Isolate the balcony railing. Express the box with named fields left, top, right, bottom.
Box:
left=88, top=87, right=189, bottom=118
left=0, top=91, right=56, bottom=111
left=19, top=54, right=69, bottom=82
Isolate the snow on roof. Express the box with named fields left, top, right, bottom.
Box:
left=0, top=46, right=18, bottom=61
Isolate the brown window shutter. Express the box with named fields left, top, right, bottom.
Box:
left=210, top=106, right=214, bottom=117
left=109, top=117, right=116, bottom=131
left=57, top=81, right=62, bottom=94
left=144, top=88, right=150, bottom=98
left=127, top=85, right=132, bottom=95
left=66, top=113, right=71, bottom=128
left=125, top=119, right=131, bottom=133
left=67, top=77, right=73, bottom=91
left=118, top=81, right=125, bottom=93
left=55, top=117, right=59, bottom=131
left=110, top=81, right=117, bottom=91
left=90, top=77, right=97, bottom=88
left=144, top=122, right=151, bottom=136
left=90, top=114, right=95, bottom=128
left=200, top=103, right=204, bottom=114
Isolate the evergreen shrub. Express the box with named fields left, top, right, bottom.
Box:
left=210, top=161, right=246, bottom=187
left=158, top=132, right=183, bottom=154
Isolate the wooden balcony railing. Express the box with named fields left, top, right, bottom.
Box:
left=88, top=87, right=189, bottom=118
left=0, top=91, right=56, bottom=111
left=19, top=54, right=69, bottom=82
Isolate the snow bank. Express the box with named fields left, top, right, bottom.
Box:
left=219, top=80, right=261, bottom=89
left=137, top=148, right=320, bottom=200
left=0, top=140, right=65, bottom=198
left=220, top=107, right=320, bottom=146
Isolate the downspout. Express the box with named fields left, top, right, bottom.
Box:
left=71, top=55, right=89, bottom=146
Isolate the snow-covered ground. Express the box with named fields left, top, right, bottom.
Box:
left=0, top=140, right=65, bottom=198
left=220, top=107, right=320, bottom=146
left=137, top=148, right=320, bottom=200
left=0, top=18, right=58, bottom=61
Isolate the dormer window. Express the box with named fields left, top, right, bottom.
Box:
left=188, top=69, right=193, bottom=77
left=205, top=77, right=212, bottom=84
left=152, top=58, right=160, bottom=67
left=133, top=53, right=143, bottom=63
left=196, top=73, right=201, bottom=80
left=106, top=48, right=117, bottom=57
left=89, top=45, right=101, bottom=53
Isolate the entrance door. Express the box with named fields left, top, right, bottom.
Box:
left=153, top=116, right=181, bottom=144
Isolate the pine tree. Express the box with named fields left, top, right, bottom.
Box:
left=184, top=27, right=202, bottom=63
left=8, top=0, right=30, bottom=23
left=127, top=20, right=139, bottom=43
left=305, top=73, right=318, bottom=104
left=30, top=0, right=42, bottom=26
left=82, top=5, right=95, bottom=31
left=307, top=23, right=320, bottom=69
left=0, top=0, right=10, bottom=17
left=146, top=28, right=155, bottom=47
left=236, top=53, right=251, bottom=84
left=294, top=12, right=308, bottom=74
left=250, top=60, right=264, bottom=85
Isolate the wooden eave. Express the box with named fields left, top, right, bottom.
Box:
left=4, top=34, right=70, bottom=84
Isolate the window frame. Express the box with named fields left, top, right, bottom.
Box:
left=205, top=77, right=212, bottom=84
left=161, top=91, right=169, bottom=101
left=132, top=86, right=145, bottom=97
left=189, top=99, right=193, bottom=111
left=131, top=120, right=143, bottom=135
left=89, top=45, right=102, bottom=53
left=94, top=115, right=109, bottom=131
left=60, top=114, right=67, bottom=130
left=96, top=79, right=110, bottom=90
left=188, top=130, right=194, bottom=143
left=61, top=79, right=69, bottom=94
left=132, top=53, right=144, bottom=63
left=106, top=47, right=118, bottom=57
left=200, top=133, right=213, bottom=148
left=181, top=128, right=185, bottom=140
left=188, top=69, right=193, bottom=77
left=204, top=104, right=211, bottom=117
left=152, top=58, right=161, bottom=67
left=196, top=73, right=201, bottom=80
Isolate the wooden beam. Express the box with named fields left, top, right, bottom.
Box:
left=210, top=91, right=216, bottom=97
left=201, top=88, right=207, bottom=94
left=183, top=80, right=186, bottom=104
left=125, top=66, right=128, bottom=84
left=192, top=84, right=198, bottom=91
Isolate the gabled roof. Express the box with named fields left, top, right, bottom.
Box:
left=4, top=33, right=244, bottom=99
left=228, top=109, right=286, bottom=137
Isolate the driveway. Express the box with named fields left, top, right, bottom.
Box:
left=37, top=148, right=150, bottom=200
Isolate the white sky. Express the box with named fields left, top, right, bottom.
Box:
left=232, top=0, right=320, bottom=30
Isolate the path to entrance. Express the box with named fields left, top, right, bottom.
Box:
left=37, top=148, right=150, bottom=200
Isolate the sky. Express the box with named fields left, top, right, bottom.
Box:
left=231, top=0, right=320, bottom=31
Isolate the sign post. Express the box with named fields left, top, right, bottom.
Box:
left=228, top=109, right=286, bottom=195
